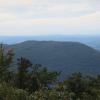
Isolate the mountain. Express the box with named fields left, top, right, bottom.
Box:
left=1, top=35, right=100, bottom=51
left=6, top=41, right=100, bottom=79
left=85, top=41, right=100, bottom=51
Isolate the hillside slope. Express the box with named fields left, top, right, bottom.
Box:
left=1, top=35, right=100, bottom=51
left=7, top=41, right=100, bottom=78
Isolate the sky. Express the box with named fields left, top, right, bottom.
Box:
left=0, top=0, right=100, bottom=36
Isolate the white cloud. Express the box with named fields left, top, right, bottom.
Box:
left=0, top=19, right=33, bottom=36
left=0, top=0, right=99, bottom=36
left=0, top=0, right=31, bottom=7
left=0, top=11, right=99, bottom=36
left=0, top=12, right=16, bottom=22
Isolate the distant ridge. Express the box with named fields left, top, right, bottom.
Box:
left=1, top=35, right=100, bottom=50
left=6, top=41, right=100, bottom=79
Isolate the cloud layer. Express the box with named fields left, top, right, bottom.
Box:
left=0, top=0, right=100, bottom=36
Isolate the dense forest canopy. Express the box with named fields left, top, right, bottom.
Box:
left=6, top=41, right=100, bottom=78
left=0, top=44, right=100, bottom=100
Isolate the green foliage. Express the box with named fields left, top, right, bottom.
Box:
left=0, top=82, right=29, bottom=100
left=0, top=44, right=100, bottom=100
left=0, top=44, right=14, bottom=82
left=16, top=57, right=32, bottom=89
left=29, top=64, right=60, bottom=90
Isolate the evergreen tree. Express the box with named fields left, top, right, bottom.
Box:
left=16, top=57, right=32, bottom=89
left=0, top=44, right=14, bottom=82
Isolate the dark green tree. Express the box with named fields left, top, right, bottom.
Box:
left=28, top=64, right=60, bottom=93
left=65, top=73, right=88, bottom=99
left=16, top=57, right=32, bottom=89
left=0, top=44, right=14, bottom=82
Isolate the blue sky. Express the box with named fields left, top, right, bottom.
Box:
left=0, top=0, right=100, bottom=36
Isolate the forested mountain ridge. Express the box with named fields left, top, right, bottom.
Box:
left=0, top=42, right=100, bottom=100
left=6, top=41, right=100, bottom=78
left=1, top=35, right=100, bottom=50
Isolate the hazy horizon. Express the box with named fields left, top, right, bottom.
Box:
left=0, top=35, right=100, bottom=45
